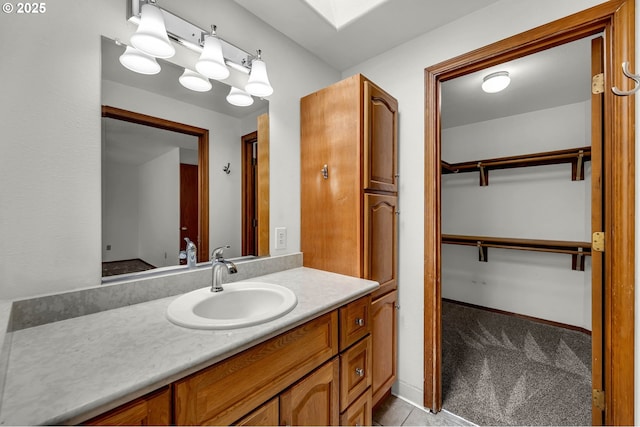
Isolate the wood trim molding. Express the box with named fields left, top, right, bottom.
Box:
left=101, top=105, right=210, bottom=262
left=423, top=1, right=635, bottom=423
left=257, top=113, right=270, bottom=256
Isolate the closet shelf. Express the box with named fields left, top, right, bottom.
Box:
left=442, top=234, right=592, bottom=271
left=441, top=146, right=591, bottom=186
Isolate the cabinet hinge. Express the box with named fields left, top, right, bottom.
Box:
left=592, top=73, right=605, bottom=94
left=592, top=232, right=605, bottom=252
left=593, top=388, right=605, bottom=411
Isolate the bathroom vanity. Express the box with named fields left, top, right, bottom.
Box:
left=0, top=264, right=378, bottom=426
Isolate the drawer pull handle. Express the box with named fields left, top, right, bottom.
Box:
left=355, top=318, right=365, bottom=326
left=355, top=368, right=365, bottom=377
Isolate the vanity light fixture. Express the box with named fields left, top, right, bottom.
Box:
left=482, top=71, right=510, bottom=93
left=245, top=50, right=273, bottom=97
left=130, top=1, right=175, bottom=59
left=196, top=26, right=230, bottom=80
left=123, top=0, right=274, bottom=106
left=179, top=69, right=212, bottom=92
left=119, top=45, right=161, bottom=75
left=226, top=86, right=254, bottom=106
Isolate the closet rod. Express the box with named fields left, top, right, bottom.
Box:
left=442, top=234, right=591, bottom=271
left=441, top=146, right=591, bottom=185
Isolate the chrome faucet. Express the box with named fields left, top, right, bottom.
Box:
left=210, top=245, right=237, bottom=292
left=183, top=237, right=197, bottom=268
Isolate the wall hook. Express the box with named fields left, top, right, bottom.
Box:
left=612, top=62, right=640, bottom=96
left=223, top=163, right=231, bottom=174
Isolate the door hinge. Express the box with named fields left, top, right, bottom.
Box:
left=593, top=389, right=605, bottom=411
left=592, top=232, right=605, bottom=252
left=592, top=73, right=605, bottom=94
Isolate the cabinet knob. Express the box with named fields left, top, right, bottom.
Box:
left=355, top=368, right=365, bottom=377
left=355, top=318, right=365, bottom=326
left=321, top=164, right=329, bottom=179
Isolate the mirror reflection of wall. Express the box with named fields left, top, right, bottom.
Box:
left=101, top=36, right=269, bottom=279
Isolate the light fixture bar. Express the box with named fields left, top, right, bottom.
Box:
left=127, top=0, right=255, bottom=72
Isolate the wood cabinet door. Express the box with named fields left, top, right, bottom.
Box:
left=364, top=194, right=398, bottom=298
left=280, top=358, right=340, bottom=426
left=371, top=291, right=398, bottom=407
left=363, top=80, right=398, bottom=193
left=300, top=75, right=362, bottom=278
left=235, top=397, right=279, bottom=426
left=85, top=387, right=170, bottom=426
left=340, top=336, right=372, bottom=412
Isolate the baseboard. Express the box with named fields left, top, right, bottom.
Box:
left=443, top=298, right=591, bottom=335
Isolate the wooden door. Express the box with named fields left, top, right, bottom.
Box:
left=280, top=358, right=340, bottom=426
left=371, top=290, right=397, bottom=408
left=235, top=398, right=279, bottom=426
left=180, top=163, right=198, bottom=262
left=242, top=132, right=258, bottom=256
left=85, top=387, right=170, bottom=426
left=364, top=80, right=398, bottom=193
left=590, top=36, right=605, bottom=426
left=364, top=194, right=398, bottom=298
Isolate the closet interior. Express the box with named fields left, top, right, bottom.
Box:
left=439, top=35, right=598, bottom=426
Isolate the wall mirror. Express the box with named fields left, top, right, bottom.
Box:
left=101, top=36, right=269, bottom=280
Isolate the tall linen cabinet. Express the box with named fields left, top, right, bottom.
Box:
left=301, top=74, right=398, bottom=408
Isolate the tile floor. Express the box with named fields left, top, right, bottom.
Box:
left=373, top=395, right=475, bottom=426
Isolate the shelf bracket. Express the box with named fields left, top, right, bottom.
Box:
left=478, top=162, right=488, bottom=186
left=572, top=247, right=586, bottom=271
left=571, top=150, right=585, bottom=181
left=477, top=241, right=488, bottom=262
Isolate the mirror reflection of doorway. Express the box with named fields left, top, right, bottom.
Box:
left=242, top=131, right=258, bottom=256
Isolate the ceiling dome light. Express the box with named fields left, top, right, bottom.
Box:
left=482, top=71, right=510, bottom=93
left=179, top=69, right=212, bottom=92
left=130, top=3, right=175, bottom=59
left=196, top=25, right=230, bottom=80
left=245, top=50, right=273, bottom=97
left=226, top=86, right=254, bottom=106
left=119, top=46, right=161, bottom=75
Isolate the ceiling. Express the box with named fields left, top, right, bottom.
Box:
left=232, top=0, right=502, bottom=71
left=232, top=0, right=594, bottom=127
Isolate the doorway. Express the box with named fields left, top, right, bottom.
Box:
left=423, top=1, right=635, bottom=425
left=242, top=131, right=258, bottom=256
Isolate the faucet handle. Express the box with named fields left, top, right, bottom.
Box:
left=211, top=245, right=231, bottom=261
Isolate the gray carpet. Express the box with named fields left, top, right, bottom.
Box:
left=442, top=300, right=592, bottom=426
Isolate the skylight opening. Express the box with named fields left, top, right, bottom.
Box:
left=302, top=0, right=388, bottom=30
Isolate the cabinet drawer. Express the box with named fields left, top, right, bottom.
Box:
left=173, top=311, right=338, bottom=425
left=234, top=397, right=279, bottom=426
left=340, top=336, right=372, bottom=411
left=339, top=295, right=371, bottom=350
left=340, top=387, right=372, bottom=427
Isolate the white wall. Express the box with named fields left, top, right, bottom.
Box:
left=441, top=102, right=592, bottom=330
left=341, top=0, right=608, bottom=408
left=102, top=161, right=139, bottom=262
left=0, top=0, right=339, bottom=300
left=138, top=148, right=180, bottom=268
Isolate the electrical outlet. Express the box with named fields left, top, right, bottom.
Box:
left=275, top=227, right=287, bottom=249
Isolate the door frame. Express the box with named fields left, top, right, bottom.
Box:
left=241, top=131, right=258, bottom=256
left=423, top=1, right=635, bottom=424
left=102, top=105, right=210, bottom=263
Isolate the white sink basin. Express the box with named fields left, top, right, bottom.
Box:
left=166, top=282, right=298, bottom=330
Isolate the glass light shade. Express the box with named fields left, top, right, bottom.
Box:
left=130, top=3, right=175, bottom=59
left=196, top=35, right=230, bottom=80
left=226, top=86, right=254, bottom=106
left=119, top=46, right=161, bottom=75
left=179, top=69, right=212, bottom=92
left=482, top=71, right=510, bottom=93
left=245, top=59, right=273, bottom=97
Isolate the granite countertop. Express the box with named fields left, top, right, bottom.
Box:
left=0, top=267, right=378, bottom=426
